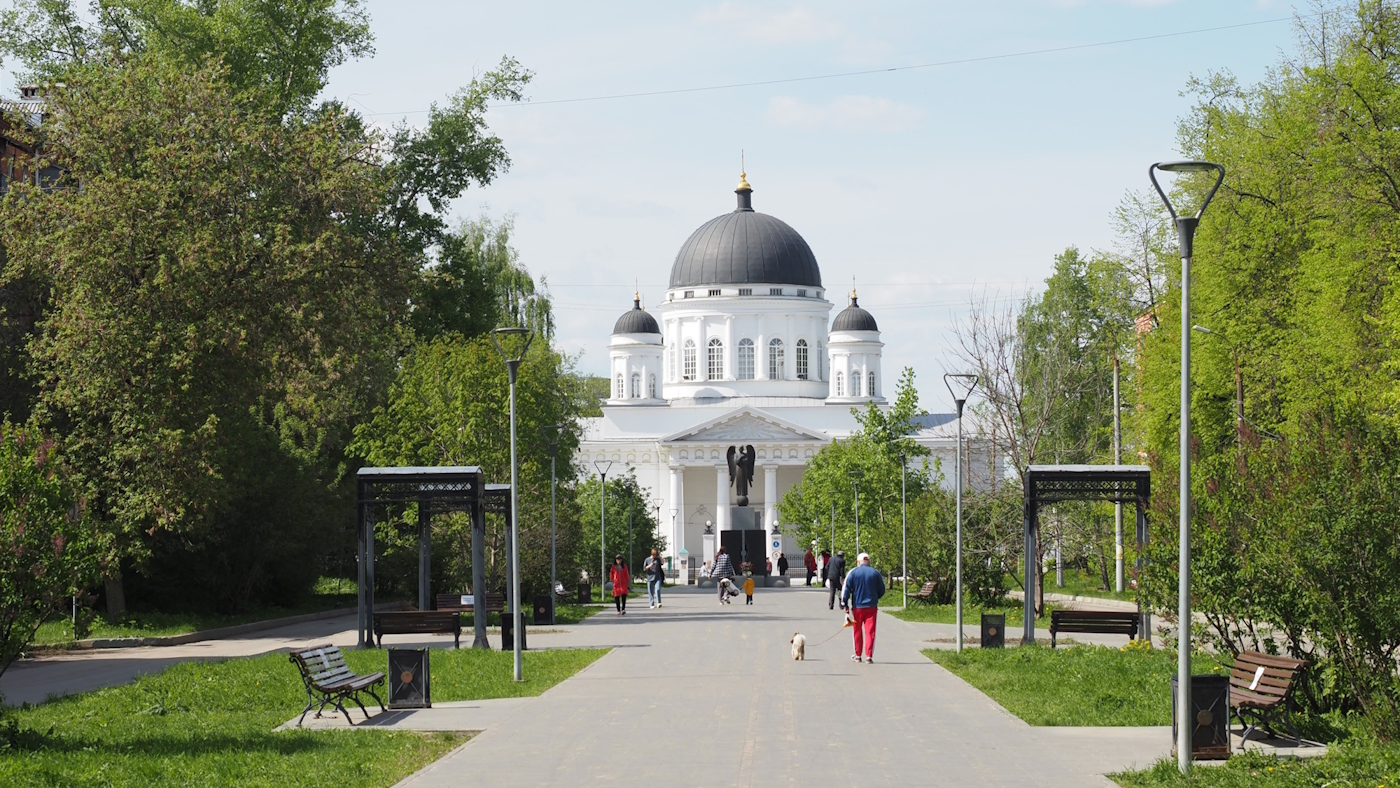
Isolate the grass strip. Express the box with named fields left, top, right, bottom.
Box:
left=925, top=644, right=1223, bottom=726
left=890, top=597, right=1055, bottom=627
left=1113, top=741, right=1400, bottom=786
left=0, top=646, right=607, bottom=786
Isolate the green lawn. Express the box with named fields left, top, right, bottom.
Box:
left=1031, top=569, right=1136, bottom=603
left=35, top=592, right=362, bottom=645
left=0, top=646, right=608, bottom=786
left=889, top=595, right=1055, bottom=628
left=925, top=644, right=1223, bottom=726
left=1114, top=739, right=1400, bottom=786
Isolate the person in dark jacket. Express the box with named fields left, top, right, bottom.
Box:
left=804, top=548, right=817, bottom=586
left=841, top=553, right=887, bottom=662
left=826, top=550, right=847, bottom=610
left=643, top=548, right=665, bottom=609
left=711, top=547, right=735, bottom=604
left=777, top=553, right=789, bottom=576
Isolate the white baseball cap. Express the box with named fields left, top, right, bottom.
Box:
left=857, top=552, right=870, bottom=564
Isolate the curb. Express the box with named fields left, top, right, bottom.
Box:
left=34, top=601, right=408, bottom=652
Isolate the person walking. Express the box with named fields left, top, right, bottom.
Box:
left=777, top=553, right=789, bottom=577
left=609, top=555, right=631, bottom=615
left=743, top=573, right=755, bottom=604
left=643, top=548, right=665, bottom=609
left=711, top=547, right=735, bottom=605
left=804, top=548, right=817, bottom=586
left=826, top=550, right=847, bottom=611
left=841, top=553, right=886, bottom=663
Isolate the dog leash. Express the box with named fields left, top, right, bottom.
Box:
left=808, top=619, right=853, bottom=647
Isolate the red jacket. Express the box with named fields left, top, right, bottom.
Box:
left=805, top=551, right=817, bottom=571
left=610, top=565, right=631, bottom=596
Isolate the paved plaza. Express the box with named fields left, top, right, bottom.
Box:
left=6, top=584, right=1185, bottom=786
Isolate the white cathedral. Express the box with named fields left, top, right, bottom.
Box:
left=577, top=172, right=992, bottom=581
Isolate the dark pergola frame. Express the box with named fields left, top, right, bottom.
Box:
left=356, top=466, right=512, bottom=649
left=1022, top=464, right=1151, bottom=645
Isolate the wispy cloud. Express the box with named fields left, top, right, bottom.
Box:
left=766, top=95, right=924, bottom=133
left=694, top=3, right=842, bottom=44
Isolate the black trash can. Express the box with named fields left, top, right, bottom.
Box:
left=387, top=648, right=430, bottom=709
left=534, top=594, right=554, bottom=625
left=1171, top=674, right=1231, bottom=760
left=980, top=613, right=1006, bottom=649
left=577, top=582, right=591, bottom=604
left=501, top=612, right=527, bottom=651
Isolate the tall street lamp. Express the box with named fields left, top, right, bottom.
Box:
left=1150, top=159, right=1226, bottom=776
left=491, top=326, right=534, bottom=682
left=1191, top=326, right=1243, bottom=439
left=540, top=423, right=563, bottom=624
left=945, top=373, right=978, bottom=652
left=593, top=460, right=613, bottom=604
left=899, top=451, right=908, bottom=610
left=848, top=467, right=865, bottom=554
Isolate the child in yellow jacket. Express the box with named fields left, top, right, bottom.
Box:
left=743, top=576, right=755, bottom=605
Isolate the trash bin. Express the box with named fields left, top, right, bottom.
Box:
left=387, top=648, right=430, bottom=709
left=980, top=613, right=1005, bottom=649
left=501, top=612, right=527, bottom=651
left=1170, top=674, right=1231, bottom=760
left=534, top=594, right=554, bottom=625
left=577, top=582, right=591, bottom=604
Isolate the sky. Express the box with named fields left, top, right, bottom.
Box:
left=297, top=3, right=1298, bottom=410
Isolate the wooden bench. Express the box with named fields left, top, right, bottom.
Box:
left=1230, top=650, right=1307, bottom=745
left=289, top=644, right=385, bottom=726
left=1049, top=609, right=1139, bottom=648
left=372, top=610, right=462, bottom=648
left=434, top=592, right=506, bottom=618
left=910, top=581, right=939, bottom=606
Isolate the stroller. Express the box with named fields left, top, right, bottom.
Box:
left=718, top=577, right=742, bottom=603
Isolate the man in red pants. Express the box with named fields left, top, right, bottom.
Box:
left=841, top=553, right=886, bottom=663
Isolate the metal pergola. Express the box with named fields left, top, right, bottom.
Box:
left=1022, top=464, right=1151, bottom=645
left=356, top=466, right=512, bottom=649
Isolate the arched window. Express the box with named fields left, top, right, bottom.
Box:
left=683, top=340, right=696, bottom=381
left=648, top=374, right=657, bottom=398
left=769, top=338, right=784, bottom=380
left=851, top=370, right=862, bottom=398
left=835, top=372, right=844, bottom=397
left=668, top=344, right=676, bottom=381
left=708, top=338, right=724, bottom=380
left=737, top=338, right=755, bottom=380
left=630, top=373, right=641, bottom=398
left=615, top=374, right=624, bottom=399
left=796, top=339, right=809, bottom=380
left=817, top=342, right=824, bottom=380
left=868, top=372, right=876, bottom=397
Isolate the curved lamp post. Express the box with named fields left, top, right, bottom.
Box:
left=847, top=466, right=865, bottom=554
left=1150, top=160, right=1225, bottom=775
left=491, top=326, right=534, bottom=682
left=540, top=423, right=563, bottom=624
left=593, top=460, right=613, bottom=604
left=944, top=373, right=978, bottom=652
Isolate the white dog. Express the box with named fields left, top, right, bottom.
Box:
left=791, top=632, right=806, bottom=660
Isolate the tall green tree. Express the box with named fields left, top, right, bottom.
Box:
left=574, top=474, right=663, bottom=585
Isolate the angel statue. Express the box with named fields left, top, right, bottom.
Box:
left=726, top=445, right=756, bottom=506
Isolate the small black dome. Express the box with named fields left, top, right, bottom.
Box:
left=668, top=181, right=822, bottom=289
left=613, top=298, right=660, bottom=334
left=832, top=296, right=878, bottom=332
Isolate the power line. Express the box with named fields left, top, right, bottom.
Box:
left=367, top=14, right=1306, bottom=117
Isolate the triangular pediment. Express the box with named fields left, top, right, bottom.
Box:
left=662, top=406, right=829, bottom=444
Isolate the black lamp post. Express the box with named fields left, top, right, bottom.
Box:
left=1150, top=159, right=1226, bottom=775
left=847, top=467, right=864, bottom=554
left=539, top=423, right=562, bottom=623
left=491, top=326, right=534, bottom=682
left=944, top=373, right=978, bottom=652
left=593, top=460, right=612, bottom=603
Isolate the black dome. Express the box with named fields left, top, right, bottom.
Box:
left=668, top=184, right=822, bottom=289
left=832, top=296, right=878, bottom=332
left=613, top=298, right=660, bottom=334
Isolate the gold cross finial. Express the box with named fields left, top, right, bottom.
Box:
left=737, top=150, right=751, bottom=191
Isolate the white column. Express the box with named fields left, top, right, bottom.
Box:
left=724, top=315, right=735, bottom=380
left=763, top=465, right=778, bottom=531
left=670, top=464, right=685, bottom=584
left=785, top=314, right=795, bottom=380
left=716, top=464, right=730, bottom=532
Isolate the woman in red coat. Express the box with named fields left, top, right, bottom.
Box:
left=609, top=554, right=631, bottom=615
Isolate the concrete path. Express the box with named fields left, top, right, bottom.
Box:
left=396, top=584, right=1171, bottom=787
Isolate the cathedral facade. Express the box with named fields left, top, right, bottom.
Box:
left=577, top=172, right=991, bottom=580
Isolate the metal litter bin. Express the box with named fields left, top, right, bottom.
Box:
left=387, top=648, right=430, bottom=709
left=501, top=613, right=527, bottom=651
left=1171, top=674, right=1231, bottom=760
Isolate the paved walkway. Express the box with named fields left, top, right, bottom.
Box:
left=396, top=584, right=1170, bottom=787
